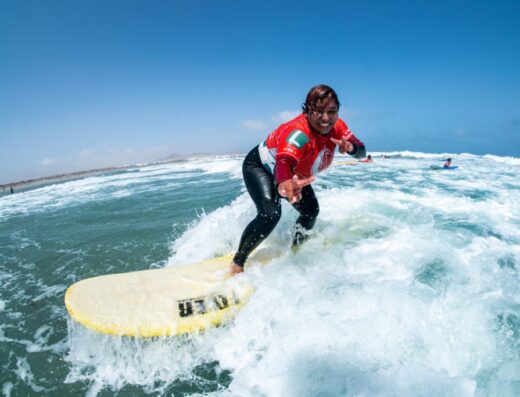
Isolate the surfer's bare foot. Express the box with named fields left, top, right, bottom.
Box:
left=229, top=262, right=244, bottom=276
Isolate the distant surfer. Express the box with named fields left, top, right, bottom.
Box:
left=10, top=186, right=14, bottom=194
left=230, top=85, right=366, bottom=275
left=359, top=154, right=373, bottom=163
left=443, top=158, right=452, bottom=168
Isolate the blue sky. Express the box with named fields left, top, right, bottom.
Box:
left=1, top=0, right=519, bottom=184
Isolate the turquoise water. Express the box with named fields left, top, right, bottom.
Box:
left=1, top=152, right=519, bottom=396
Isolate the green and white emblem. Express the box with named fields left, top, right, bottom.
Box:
left=286, top=130, right=309, bottom=148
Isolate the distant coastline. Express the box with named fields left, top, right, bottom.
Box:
left=0, top=164, right=136, bottom=193
left=0, top=154, right=184, bottom=192
left=0, top=152, right=242, bottom=193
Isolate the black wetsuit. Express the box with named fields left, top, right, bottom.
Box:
left=232, top=146, right=319, bottom=266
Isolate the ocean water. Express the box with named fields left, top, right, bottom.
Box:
left=1, top=152, right=519, bottom=397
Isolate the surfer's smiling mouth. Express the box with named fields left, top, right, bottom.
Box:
left=308, top=107, right=339, bottom=134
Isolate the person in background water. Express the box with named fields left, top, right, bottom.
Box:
left=10, top=186, right=14, bottom=194
left=230, top=84, right=366, bottom=275
left=360, top=154, right=373, bottom=163
left=444, top=157, right=452, bottom=168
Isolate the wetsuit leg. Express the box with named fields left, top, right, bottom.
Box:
left=233, top=147, right=282, bottom=266
left=290, top=184, right=319, bottom=246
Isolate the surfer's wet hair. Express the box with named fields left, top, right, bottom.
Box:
left=302, top=85, right=340, bottom=114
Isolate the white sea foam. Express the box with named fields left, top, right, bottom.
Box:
left=178, top=156, right=243, bottom=179
left=2, top=382, right=14, bottom=397
left=54, top=152, right=520, bottom=395
left=168, top=194, right=254, bottom=265
left=483, top=154, right=520, bottom=166
left=205, top=188, right=516, bottom=396
left=0, top=156, right=243, bottom=221
left=13, top=356, right=46, bottom=393
left=366, top=150, right=465, bottom=159
left=65, top=320, right=228, bottom=395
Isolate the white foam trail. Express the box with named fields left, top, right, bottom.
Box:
left=59, top=151, right=520, bottom=395
left=13, top=357, right=46, bottom=393
left=2, top=382, right=14, bottom=397
left=165, top=172, right=519, bottom=396
left=65, top=320, right=228, bottom=395
left=182, top=156, right=244, bottom=179
left=483, top=154, right=520, bottom=166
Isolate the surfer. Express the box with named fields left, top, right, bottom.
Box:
left=230, top=84, right=366, bottom=275
left=443, top=158, right=452, bottom=168
left=360, top=154, right=373, bottom=163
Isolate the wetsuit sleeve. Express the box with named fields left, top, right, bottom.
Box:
left=335, top=119, right=366, bottom=159
left=275, top=155, right=297, bottom=184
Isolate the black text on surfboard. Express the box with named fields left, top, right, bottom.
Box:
left=177, top=293, right=240, bottom=317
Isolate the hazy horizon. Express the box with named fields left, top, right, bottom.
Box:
left=0, top=149, right=233, bottom=186
left=3, top=148, right=517, bottom=188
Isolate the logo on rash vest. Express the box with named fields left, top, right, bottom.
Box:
left=286, top=130, right=309, bottom=149
left=312, top=148, right=334, bottom=175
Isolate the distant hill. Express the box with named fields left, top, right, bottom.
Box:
left=163, top=152, right=213, bottom=161
left=0, top=165, right=129, bottom=192
left=163, top=152, right=189, bottom=161
left=2, top=151, right=243, bottom=192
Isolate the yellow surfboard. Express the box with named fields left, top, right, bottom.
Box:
left=335, top=160, right=358, bottom=166
left=64, top=255, right=255, bottom=338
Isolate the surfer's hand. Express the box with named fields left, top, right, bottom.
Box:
left=277, top=178, right=295, bottom=202
left=278, top=175, right=315, bottom=203
left=230, top=262, right=244, bottom=276
left=331, top=137, right=354, bottom=154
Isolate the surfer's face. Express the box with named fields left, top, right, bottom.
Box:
left=307, top=98, right=339, bottom=135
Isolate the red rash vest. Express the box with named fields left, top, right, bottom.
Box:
left=257, top=114, right=365, bottom=183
